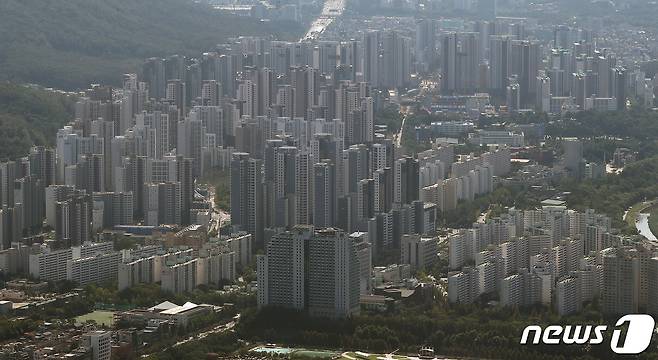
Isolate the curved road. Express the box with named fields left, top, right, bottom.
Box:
left=637, top=213, right=658, bottom=242
left=628, top=201, right=658, bottom=242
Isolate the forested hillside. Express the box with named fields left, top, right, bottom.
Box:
left=0, top=83, right=75, bottom=160
left=0, top=0, right=303, bottom=89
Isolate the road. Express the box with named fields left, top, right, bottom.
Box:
left=395, top=79, right=436, bottom=148
left=207, top=186, right=230, bottom=234
left=303, top=0, right=345, bottom=41
left=637, top=213, right=658, bottom=242
left=396, top=104, right=414, bottom=147
left=143, top=318, right=238, bottom=357
left=476, top=209, right=491, bottom=224
left=173, top=319, right=236, bottom=348
left=626, top=201, right=658, bottom=243
left=396, top=113, right=408, bottom=147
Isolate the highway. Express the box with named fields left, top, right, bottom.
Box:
left=302, top=0, right=345, bottom=41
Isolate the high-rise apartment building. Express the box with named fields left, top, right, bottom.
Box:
left=258, top=227, right=361, bottom=319
left=441, top=33, right=480, bottom=94
left=230, top=153, right=264, bottom=247
left=313, top=161, right=336, bottom=228
left=602, top=247, right=640, bottom=315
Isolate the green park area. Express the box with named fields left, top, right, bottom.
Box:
left=74, top=310, right=115, bottom=327
left=340, top=352, right=408, bottom=360
left=291, top=350, right=338, bottom=359
left=251, top=346, right=338, bottom=359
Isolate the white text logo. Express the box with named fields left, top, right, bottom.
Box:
left=520, top=314, right=655, bottom=354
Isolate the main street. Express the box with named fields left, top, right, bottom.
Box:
left=395, top=79, right=437, bottom=149
left=207, top=186, right=230, bottom=234
left=396, top=108, right=410, bottom=148
left=303, top=0, right=345, bottom=41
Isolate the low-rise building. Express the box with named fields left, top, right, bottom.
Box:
left=81, top=330, right=112, bottom=360
left=374, top=264, right=411, bottom=286
left=118, top=301, right=214, bottom=327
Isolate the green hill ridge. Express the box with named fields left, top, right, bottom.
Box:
left=0, top=0, right=303, bottom=89
left=0, top=83, right=75, bottom=161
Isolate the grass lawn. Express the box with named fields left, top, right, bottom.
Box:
left=75, top=310, right=115, bottom=327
